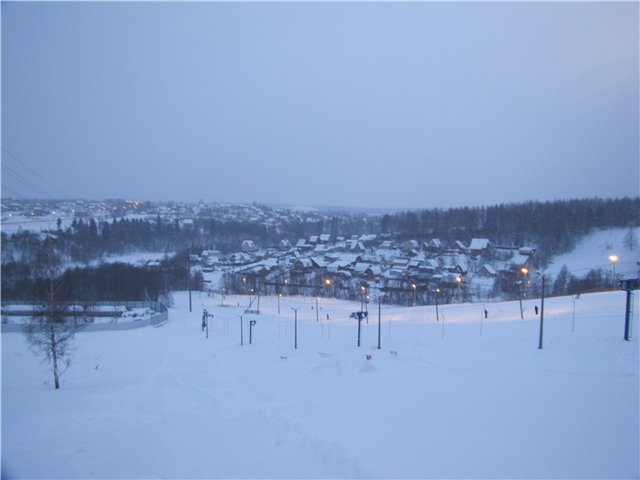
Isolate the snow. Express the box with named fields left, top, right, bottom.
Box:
left=547, top=227, right=640, bottom=280
left=2, top=291, right=638, bottom=479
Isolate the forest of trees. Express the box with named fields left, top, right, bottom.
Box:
left=1, top=196, right=638, bottom=304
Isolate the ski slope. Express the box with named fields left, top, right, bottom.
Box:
left=2, top=291, right=638, bottom=478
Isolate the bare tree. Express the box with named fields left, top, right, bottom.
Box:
left=24, top=244, right=85, bottom=389
left=24, top=301, right=85, bottom=389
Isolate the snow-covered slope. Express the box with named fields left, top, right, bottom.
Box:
left=548, top=227, right=639, bottom=280
left=2, top=291, right=638, bottom=478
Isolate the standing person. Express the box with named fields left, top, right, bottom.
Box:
left=484, top=309, right=488, bottom=319
left=535, top=305, right=539, bottom=315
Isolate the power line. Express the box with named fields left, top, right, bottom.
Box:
left=2, top=163, right=53, bottom=199
left=1, top=147, right=67, bottom=198
left=0, top=185, right=26, bottom=199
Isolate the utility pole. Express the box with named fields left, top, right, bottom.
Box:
left=316, top=297, right=319, bottom=322
left=350, top=311, right=367, bottom=347
left=292, top=307, right=298, bottom=349
left=187, top=249, right=192, bottom=313
left=620, top=279, right=639, bottom=341
left=538, top=274, right=546, bottom=349
left=240, top=315, right=244, bottom=346
left=517, top=281, right=524, bottom=319
left=377, top=296, right=381, bottom=350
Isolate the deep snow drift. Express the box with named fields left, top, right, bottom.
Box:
left=2, top=291, right=638, bottom=478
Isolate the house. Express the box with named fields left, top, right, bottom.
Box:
left=293, top=258, right=314, bottom=271
left=358, top=234, right=377, bottom=245
left=296, top=239, right=313, bottom=250
left=392, top=257, right=411, bottom=270
left=449, top=240, right=467, bottom=252
left=327, top=254, right=362, bottom=273
left=427, top=238, right=443, bottom=251
left=519, top=247, right=536, bottom=256
left=310, top=257, right=328, bottom=269
left=401, top=240, right=420, bottom=253
left=510, top=253, right=532, bottom=271
left=477, top=264, right=498, bottom=278
left=354, top=263, right=381, bottom=280
left=350, top=241, right=366, bottom=253
left=278, top=239, right=292, bottom=250
left=319, top=234, right=332, bottom=244
left=468, top=238, right=491, bottom=256
left=441, top=272, right=463, bottom=286
left=242, top=240, right=258, bottom=253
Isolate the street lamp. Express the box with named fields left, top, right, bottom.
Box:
left=433, top=288, right=440, bottom=322
left=411, top=283, right=417, bottom=306
left=609, top=254, right=619, bottom=288
left=537, top=271, right=546, bottom=349
left=516, top=268, right=529, bottom=320
left=456, top=276, right=462, bottom=302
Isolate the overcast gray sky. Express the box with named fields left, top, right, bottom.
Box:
left=2, top=1, right=638, bottom=210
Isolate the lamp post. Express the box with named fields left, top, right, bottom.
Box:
left=324, top=278, right=332, bottom=297
left=518, top=268, right=528, bottom=319
left=278, top=293, right=281, bottom=315
left=609, top=254, right=619, bottom=288
left=411, top=283, right=417, bottom=306
left=456, top=276, right=462, bottom=302
left=433, top=288, right=440, bottom=322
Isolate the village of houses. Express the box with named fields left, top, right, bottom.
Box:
left=196, top=234, right=536, bottom=306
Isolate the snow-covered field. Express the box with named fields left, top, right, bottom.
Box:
left=2, top=291, right=638, bottom=479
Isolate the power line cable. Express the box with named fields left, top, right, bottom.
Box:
left=1, top=185, right=26, bottom=200
left=1, top=147, right=67, bottom=198
left=2, top=163, right=53, bottom=199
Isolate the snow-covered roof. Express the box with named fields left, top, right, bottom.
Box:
left=469, top=238, right=491, bottom=251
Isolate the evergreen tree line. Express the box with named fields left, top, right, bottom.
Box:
left=1, top=249, right=202, bottom=304
left=380, top=197, right=639, bottom=258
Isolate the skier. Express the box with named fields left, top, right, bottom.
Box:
left=484, top=309, right=488, bottom=319
left=535, top=305, right=539, bottom=315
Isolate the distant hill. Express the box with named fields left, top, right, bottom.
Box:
left=547, top=227, right=639, bottom=281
